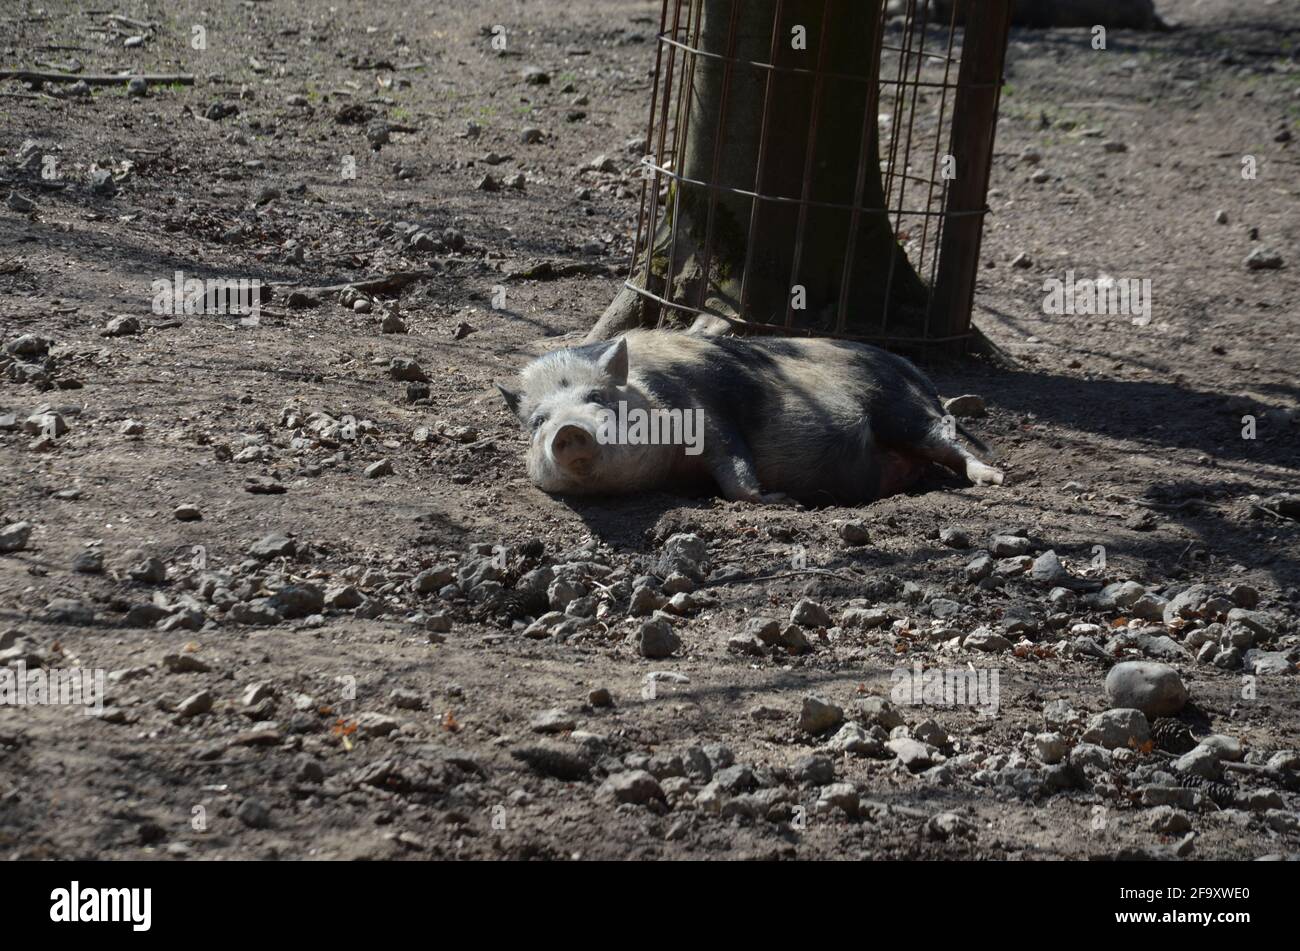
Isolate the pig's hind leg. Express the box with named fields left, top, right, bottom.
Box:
left=872, top=400, right=1004, bottom=488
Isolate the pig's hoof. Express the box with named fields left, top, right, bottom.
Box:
left=967, top=462, right=1005, bottom=486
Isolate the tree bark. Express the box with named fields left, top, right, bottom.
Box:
left=591, top=0, right=930, bottom=341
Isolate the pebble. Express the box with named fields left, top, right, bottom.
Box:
left=839, top=521, right=871, bottom=545
left=1105, top=661, right=1188, bottom=717
left=1081, top=708, right=1150, bottom=750
left=173, top=503, right=202, bottom=522
left=887, top=737, right=935, bottom=772
left=599, top=770, right=664, bottom=805
left=798, top=695, right=844, bottom=734
left=177, top=690, right=214, bottom=718
left=989, top=534, right=1030, bottom=557
left=939, top=527, right=971, bottom=549
left=388, top=357, right=429, bottom=382
left=103, top=315, right=141, bottom=337
left=364, top=458, right=394, bottom=479
left=0, top=522, right=32, bottom=553
left=962, top=628, right=1011, bottom=652
left=1244, top=247, right=1283, bottom=271
left=790, top=598, right=831, bottom=627
left=638, top=618, right=679, bottom=659
left=943, top=394, right=986, bottom=418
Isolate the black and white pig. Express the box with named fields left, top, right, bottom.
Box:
left=496, top=331, right=1003, bottom=505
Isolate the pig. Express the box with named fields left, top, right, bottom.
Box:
left=495, top=330, right=1003, bottom=506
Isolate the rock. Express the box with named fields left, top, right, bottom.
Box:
left=989, top=534, right=1030, bottom=557
left=127, top=556, right=167, bottom=584
left=600, top=770, right=664, bottom=805
left=248, top=533, right=296, bottom=560
left=1105, top=661, right=1188, bottom=718
left=324, top=585, right=364, bottom=609
left=72, top=549, right=103, bottom=573
left=588, top=687, right=613, bottom=708
left=657, top=533, right=706, bottom=578
left=1244, top=247, right=1283, bottom=271
left=236, top=798, right=272, bottom=829
left=1246, top=650, right=1297, bottom=676
left=1172, top=746, right=1222, bottom=780
left=509, top=744, right=591, bottom=781
left=798, top=696, right=844, bottom=734
left=103, top=315, right=141, bottom=337
left=1030, top=550, right=1069, bottom=583
left=778, top=624, right=812, bottom=654
left=267, top=583, right=324, bottom=619
left=839, top=521, right=871, bottom=545
left=637, top=618, right=679, bottom=659
left=963, top=628, right=1011, bottom=652
left=1034, top=732, right=1068, bottom=764
left=364, top=459, right=394, bottom=479
left=939, top=527, right=971, bottom=549
left=727, top=632, right=766, bottom=656
left=0, top=522, right=33, bottom=553
left=1200, top=735, right=1243, bottom=762
left=816, top=782, right=860, bottom=816
left=964, top=553, right=994, bottom=582
left=177, top=690, right=214, bottom=718
left=840, top=606, right=890, bottom=629
left=790, top=598, right=831, bottom=627
left=887, top=737, right=934, bottom=772
left=521, top=66, right=550, bottom=85
left=944, top=395, right=986, bottom=418
left=826, top=722, right=885, bottom=757
left=355, top=712, right=400, bottom=737
left=530, top=708, right=576, bottom=734
left=387, top=358, right=429, bottom=382
left=1081, top=709, right=1150, bottom=750
left=855, top=696, right=905, bottom=730
left=520, top=126, right=544, bottom=144
left=1148, top=806, right=1191, bottom=835
left=173, top=503, right=202, bottom=522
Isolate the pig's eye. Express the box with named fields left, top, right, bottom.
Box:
left=585, top=389, right=606, bottom=406
left=529, top=414, right=547, bottom=432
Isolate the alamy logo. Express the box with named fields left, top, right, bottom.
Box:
left=151, top=269, right=262, bottom=324
left=1042, top=270, right=1151, bottom=326
left=595, top=401, right=704, bottom=456
left=0, top=662, right=105, bottom=716
left=50, top=882, right=151, bottom=931
left=890, top=663, right=1000, bottom=718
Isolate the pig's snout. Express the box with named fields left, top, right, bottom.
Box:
left=550, top=423, right=596, bottom=472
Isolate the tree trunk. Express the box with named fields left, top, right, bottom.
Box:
left=590, top=0, right=930, bottom=342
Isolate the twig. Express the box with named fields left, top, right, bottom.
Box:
left=282, top=269, right=439, bottom=295
left=0, top=70, right=195, bottom=85
left=704, top=567, right=864, bottom=587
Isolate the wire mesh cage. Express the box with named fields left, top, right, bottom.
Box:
left=623, top=0, right=1013, bottom=352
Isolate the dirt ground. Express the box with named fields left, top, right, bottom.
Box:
left=0, top=0, right=1297, bottom=861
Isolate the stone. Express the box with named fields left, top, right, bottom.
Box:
left=177, top=690, right=214, bottom=717
left=173, top=503, right=202, bottom=522
left=530, top=708, right=576, bottom=734
left=939, top=527, right=971, bottom=549
left=1081, top=709, right=1150, bottom=750
left=944, top=395, right=986, bottom=418
left=839, top=521, right=871, bottom=545
left=248, top=533, right=296, bottom=560
left=798, top=695, right=844, bottom=734
left=963, top=628, right=1012, bottom=652
left=637, top=618, right=680, bottom=659
left=1034, top=732, right=1068, bottom=764
left=599, top=770, right=664, bottom=805
left=0, top=522, right=33, bottom=553
left=790, top=598, right=831, bottom=627
left=887, top=738, right=935, bottom=772
left=1104, top=661, right=1188, bottom=718
left=826, top=722, right=885, bottom=757
left=989, top=534, right=1030, bottom=557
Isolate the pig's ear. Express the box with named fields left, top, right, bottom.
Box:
left=596, top=336, right=629, bottom=385
left=495, top=383, right=524, bottom=422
